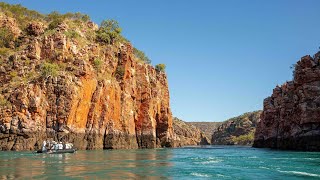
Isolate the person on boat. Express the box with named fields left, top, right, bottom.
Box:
left=42, top=141, right=47, bottom=153
left=52, top=141, right=59, bottom=150
left=58, top=142, right=63, bottom=150
left=65, top=143, right=73, bottom=149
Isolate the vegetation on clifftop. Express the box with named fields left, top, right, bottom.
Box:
left=0, top=2, right=165, bottom=85
left=211, top=111, right=262, bottom=145
left=0, top=2, right=168, bottom=114
left=133, top=47, right=151, bottom=64
left=155, top=64, right=166, bottom=72
left=0, top=2, right=157, bottom=65
left=96, top=19, right=122, bottom=45
left=0, top=27, right=14, bottom=48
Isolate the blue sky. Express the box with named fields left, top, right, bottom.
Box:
left=3, top=0, right=320, bottom=122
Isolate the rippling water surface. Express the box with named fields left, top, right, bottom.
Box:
left=0, top=146, right=320, bottom=179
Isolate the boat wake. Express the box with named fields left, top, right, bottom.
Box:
left=278, top=170, right=320, bottom=177
left=190, top=172, right=211, bottom=177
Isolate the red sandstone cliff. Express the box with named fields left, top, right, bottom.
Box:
left=0, top=8, right=175, bottom=150
left=254, top=52, right=320, bottom=151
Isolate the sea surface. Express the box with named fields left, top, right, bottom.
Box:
left=0, top=146, right=319, bottom=179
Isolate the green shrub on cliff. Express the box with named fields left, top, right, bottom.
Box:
left=47, top=11, right=90, bottom=30
left=96, top=19, right=122, bottom=44
left=63, top=12, right=90, bottom=22
left=93, top=58, right=103, bottom=71
left=155, top=64, right=166, bottom=72
left=231, top=130, right=255, bottom=145
left=47, top=12, right=65, bottom=30
left=0, top=27, right=14, bottom=48
left=133, top=47, right=151, bottom=64
left=64, top=30, right=80, bottom=39
left=41, top=62, right=60, bottom=77
left=0, top=3, right=44, bottom=28
left=0, top=47, right=13, bottom=56
left=9, top=71, right=17, bottom=78
left=0, top=95, right=11, bottom=109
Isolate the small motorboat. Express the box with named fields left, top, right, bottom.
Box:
left=36, top=140, right=76, bottom=154
left=36, top=148, right=76, bottom=154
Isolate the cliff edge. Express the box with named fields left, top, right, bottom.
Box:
left=254, top=52, right=320, bottom=151
left=0, top=4, right=175, bottom=151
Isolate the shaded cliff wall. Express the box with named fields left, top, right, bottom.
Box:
left=254, top=52, right=320, bottom=151
left=0, top=13, right=174, bottom=151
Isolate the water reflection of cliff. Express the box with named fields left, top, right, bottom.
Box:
left=0, top=149, right=173, bottom=179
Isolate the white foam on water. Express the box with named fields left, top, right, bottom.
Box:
left=194, top=160, right=222, bottom=165
left=190, top=173, right=211, bottom=177
left=217, top=174, right=231, bottom=178
left=248, top=156, right=258, bottom=159
left=191, top=157, right=222, bottom=165
left=191, top=157, right=217, bottom=160
left=278, top=170, right=320, bottom=177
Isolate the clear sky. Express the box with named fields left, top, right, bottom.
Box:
left=3, top=0, right=320, bottom=122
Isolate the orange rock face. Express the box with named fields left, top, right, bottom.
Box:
left=0, top=18, right=175, bottom=150
left=254, top=52, right=320, bottom=151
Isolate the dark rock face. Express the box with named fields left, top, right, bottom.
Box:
left=211, top=111, right=261, bottom=145
left=254, top=52, right=320, bottom=151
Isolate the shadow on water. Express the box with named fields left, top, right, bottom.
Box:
left=0, top=149, right=173, bottom=179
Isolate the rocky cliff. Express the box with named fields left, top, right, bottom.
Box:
left=212, top=111, right=261, bottom=145
left=187, top=122, right=222, bottom=142
left=0, top=4, right=175, bottom=151
left=173, top=117, right=209, bottom=146
left=254, top=52, right=320, bottom=151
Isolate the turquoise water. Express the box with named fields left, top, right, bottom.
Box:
left=0, top=146, right=319, bottom=179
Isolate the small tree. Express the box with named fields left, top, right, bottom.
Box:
left=93, top=58, right=103, bottom=71
left=47, top=11, right=67, bottom=30
left=96, top=19, right=122, bottom=44
left=48, top=18, right=64, bottom=30
left=133, top=47, right=151, bottom=64
left=155, top=64, right=166, bottom=72
left=0, top=95, right=11, bottom=109
left=41, top=62, right=59, bottom=77
left=0, top=27, right=14, bottom=48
